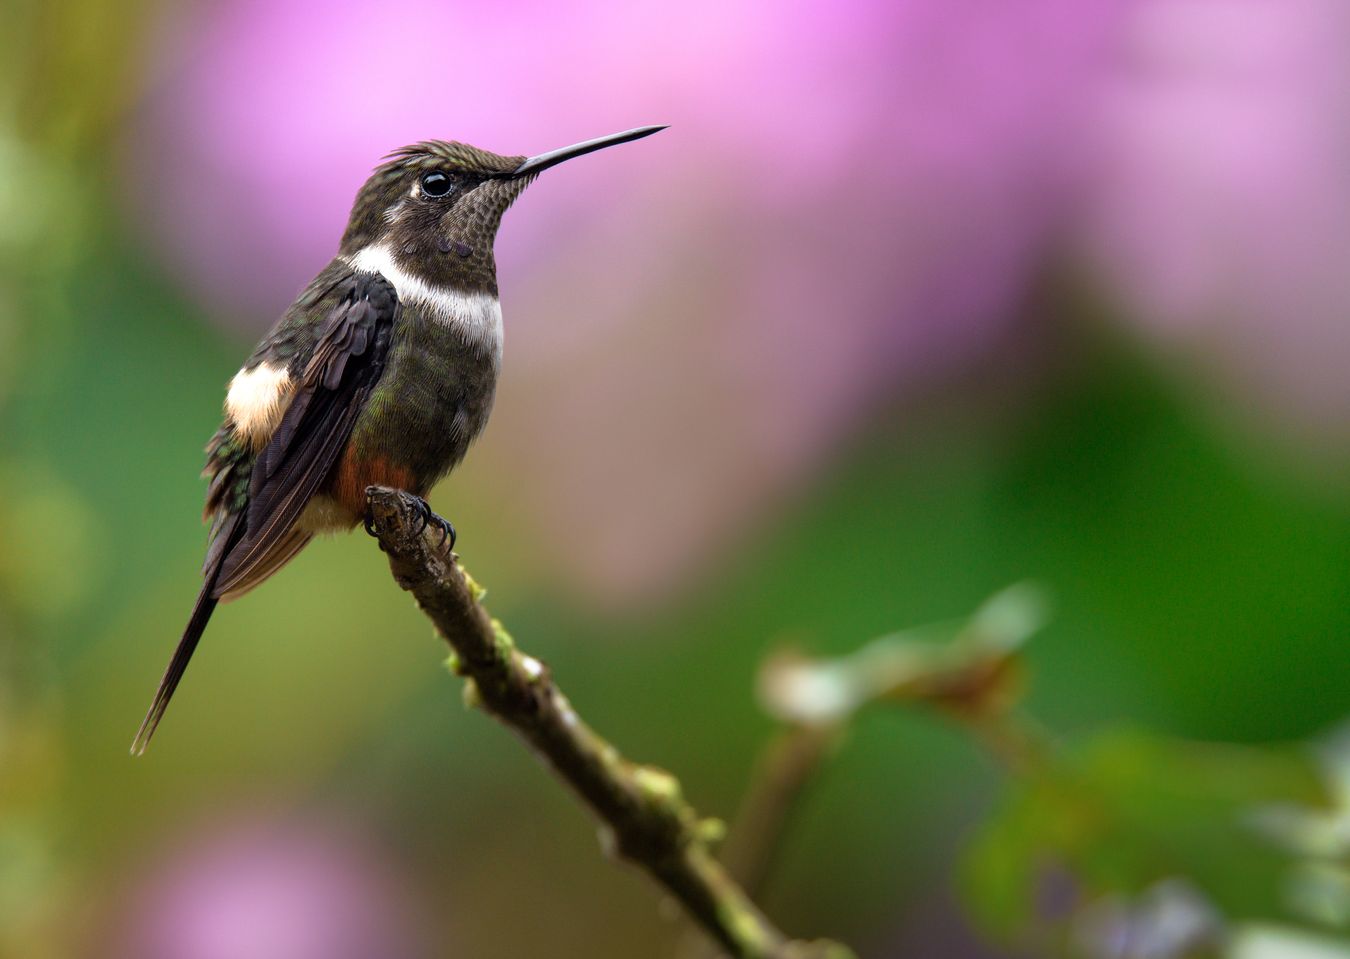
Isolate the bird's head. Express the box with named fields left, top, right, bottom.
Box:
left=340, top=126, right=665, bottom=293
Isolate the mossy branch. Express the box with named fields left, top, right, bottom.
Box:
left=363, top=486, right=855, bottom=959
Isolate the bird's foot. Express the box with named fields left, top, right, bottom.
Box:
left=410, top=495, right=457, bottom=553
left=362, top=491, right=455, bottom=553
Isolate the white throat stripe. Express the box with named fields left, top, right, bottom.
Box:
left=343, top=244, right=503, bottom=356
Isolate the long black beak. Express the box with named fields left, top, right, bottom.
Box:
left=512, top=125, right=667, bottom=178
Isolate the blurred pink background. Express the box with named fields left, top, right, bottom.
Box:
left=126, top=0, right=1350, bottom=606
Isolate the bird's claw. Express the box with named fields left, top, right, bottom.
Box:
left=434, top=515, right=457, bottom=552
left=363, top=494, right=454, bottom=552
left=410, top=496, right=456, bottom=553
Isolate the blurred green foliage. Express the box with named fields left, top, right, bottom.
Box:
left=964, top=729, right=1335, bottom=949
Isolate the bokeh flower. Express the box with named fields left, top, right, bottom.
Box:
left=111, top=815, right=428, bottom=959
left=1075, top=0, right=1350, bottom=446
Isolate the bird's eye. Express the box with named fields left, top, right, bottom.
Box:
left=420, top=171, right=454, bottom=197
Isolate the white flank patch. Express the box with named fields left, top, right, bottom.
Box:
left=344, top=243, right=503, bottom=361
left=296, top=494, right=357, bottom=534
left=225, top=362, right=293, bottom=446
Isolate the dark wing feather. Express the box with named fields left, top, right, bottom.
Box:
left=132, top=267, right=395, bottom=754
left=213, top=273, right=398, bottom=599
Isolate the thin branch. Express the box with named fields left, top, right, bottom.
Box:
left=721, top=722, right=844, bottom=900
left=678, top=722, right=846, bottom=959
left=364, top=486, right=855, bottom=959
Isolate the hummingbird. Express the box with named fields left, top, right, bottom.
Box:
left=132, top=125, right=666, bottom=754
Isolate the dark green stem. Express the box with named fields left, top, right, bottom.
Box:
left=722, top=723, right=844, bottom=899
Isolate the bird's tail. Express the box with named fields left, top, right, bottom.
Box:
left=131, top=513, right=243, bottom=756
left=130, top=581, right=218, bottom=755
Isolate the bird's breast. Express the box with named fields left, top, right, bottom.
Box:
left=338, top=301, right=500, bottom=507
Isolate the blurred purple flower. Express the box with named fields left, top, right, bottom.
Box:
left=1076, top=0, right=1350, bottom=444
left=112, top=816, right=428, bottom=959
left=137, top=0, right=1350, bottom=604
